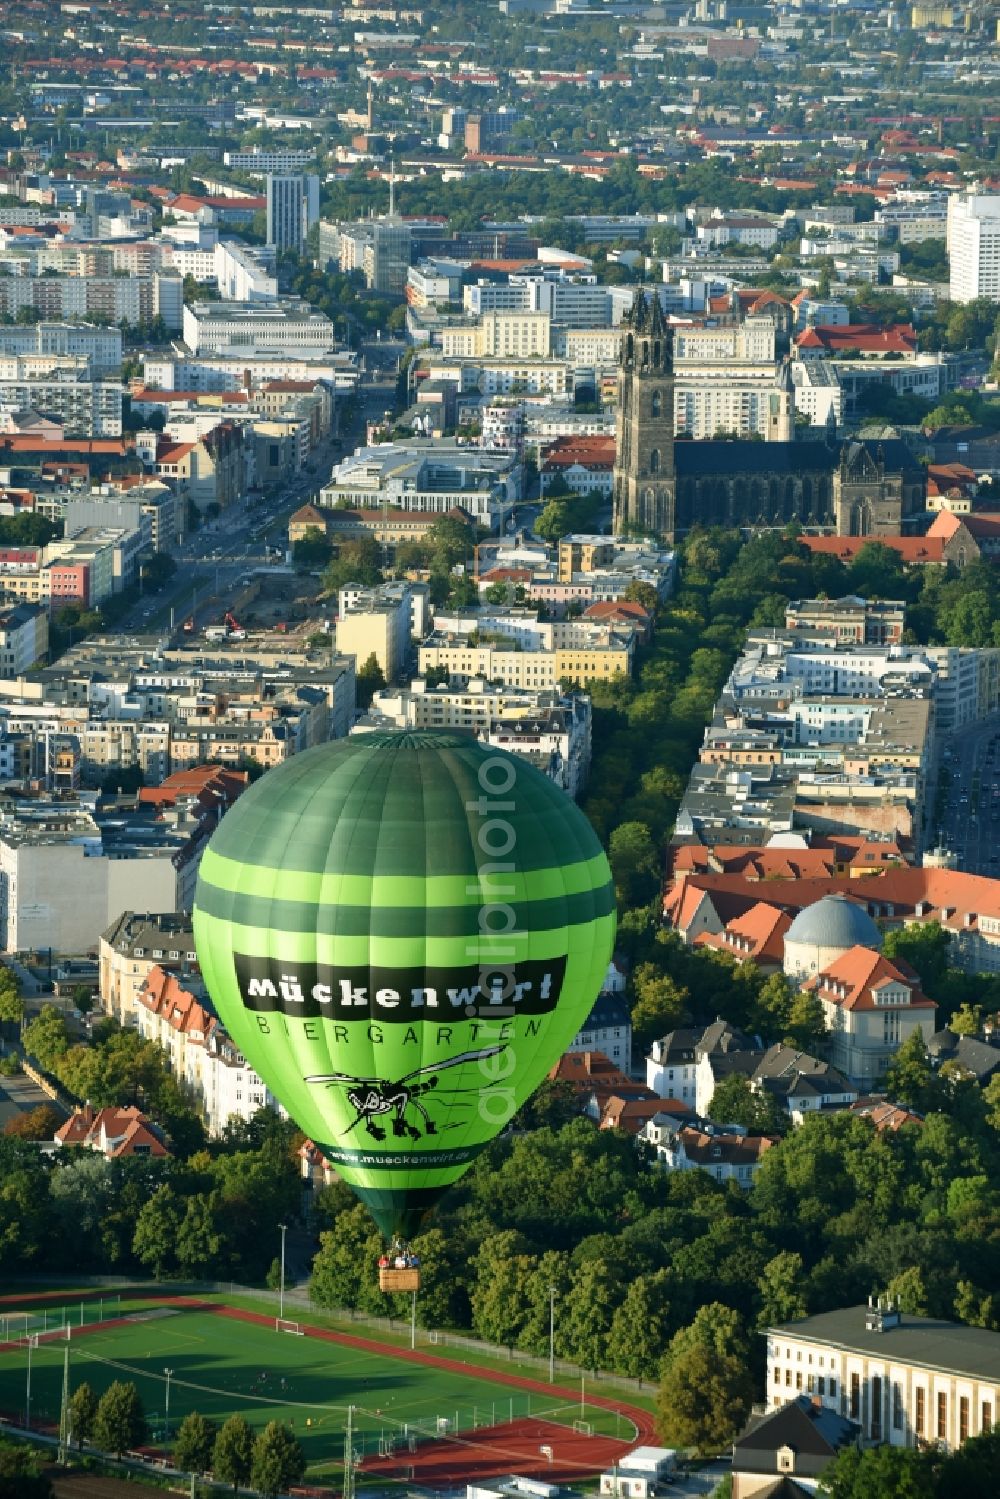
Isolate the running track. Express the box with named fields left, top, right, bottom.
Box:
left=1, top=1293, right=656, bottom=1483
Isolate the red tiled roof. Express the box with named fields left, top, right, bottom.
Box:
left=851, top=1096, right=924, bottom=1131
left=541, top=435, right=615, bottom=470
left=806, top=945, right=935, bottom=1013
left=674, top=1126, right=777, bottom=1167
left=584, top=600, right=651, bottom=625
left=599, top=1094, right=677, bottom=1134
left=695, top=900, right=793, bottom=965
left=666, top=865, right=1000, bottom=941
left=794, top=322, right=917, bottom=356
left=55, top=1105, right=168, bottom=1158
left=799, top=535, right=946, bottom=564
left=138, top=965, right=213, bottom=1038
left=138, top=764, right=248, bottom=812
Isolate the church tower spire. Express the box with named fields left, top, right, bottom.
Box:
left=612, top=290, right=676, bottom=540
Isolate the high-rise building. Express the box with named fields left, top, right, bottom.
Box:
left=948, top=193, right=1000, bottom=304
left=265, top=173, right=320, bottom=253
left=363, top=218, right=412, bottom=295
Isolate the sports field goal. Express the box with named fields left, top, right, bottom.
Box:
left=276, top=1318, right=304, bottom=1336
left=572, top=1419, right=593, bottom=1437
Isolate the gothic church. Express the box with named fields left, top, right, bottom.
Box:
left=612, top=291, right=925, bottom=542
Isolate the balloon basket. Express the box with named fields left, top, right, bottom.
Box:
left=380, top=1267, right=420, bottom=1293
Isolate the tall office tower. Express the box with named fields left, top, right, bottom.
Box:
left=265, top=174, right=321, bottom=253
left=948, top=193, right=1000, bottom=304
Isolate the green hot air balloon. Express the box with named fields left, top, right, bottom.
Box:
left=193, top=731, right=616, bottom=1240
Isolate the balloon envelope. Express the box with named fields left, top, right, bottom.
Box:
left=193, top=731, right=616, bottom=1238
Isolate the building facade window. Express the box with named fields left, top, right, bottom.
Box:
left=916, top=1387, right=925, bottom=1437
left=937, top=1392, right=948, bottom=1442
left=871, top=1376, right=882, bottom=1439
left=850, top=1372, right=861, bottom=1421
left=960, top=1396, right=969, bottom=1444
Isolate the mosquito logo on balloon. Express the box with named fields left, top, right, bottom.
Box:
left=305, top=1046, right=507, bottom=1143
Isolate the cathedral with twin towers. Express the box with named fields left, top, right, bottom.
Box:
left=611, top=289, right=925, bottom=543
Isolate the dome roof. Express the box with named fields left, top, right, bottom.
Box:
left=784, top=894, right=882, bottom=952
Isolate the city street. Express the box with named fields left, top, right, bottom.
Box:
left=935, top=713, right=1000, bottom=875
left=123, top=380, right=391, bottom=638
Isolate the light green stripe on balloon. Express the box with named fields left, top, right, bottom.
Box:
left=198, top=845, right=611, bottom=909
left=192, top=907, right=615, bottom=970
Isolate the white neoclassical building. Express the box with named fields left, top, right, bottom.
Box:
left=766, top=1302, right=1000, bottom=1453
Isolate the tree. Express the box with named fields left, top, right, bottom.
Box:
left=630, top=965, right=690, bottom=1050
left=425, top=512, right=475, bottom=570
left=173, top=1411, right=217, bottom=1475
left=657, top=1304, right=754, bottom=1455
left=608, top=821, right=661, bottom=908
left=606, top=1270, right=672, bottom=1380
left=938, top=1426, right=1000, bottom=1496
left=757, top=1251, right=807, bottom=1327
left=93, top=1380, right=147, bottom=1459
left=533, top=498, right=572, bottom=543
left=356, top=651, right=387, bottom=706
left=213, top=1415, right=255, bottom=1495
left=950, top=1002, right=982, bottom=1036
left=132, top=1183, right=185, bottom=1277
left=623, top=580, right=660, bottom=614
left=292, top=526, right=332, bottom=570
left=707, top=1076, right=782, bottom=1135
left=784, top=988, right=827, bottom=1051
left=250, top=1421, right=306, bottom=1499
left=0, top=1439, right=52, bottom=1499
left=845, top=542, right=905, bottom=600
left=470, top=1231, right=536, bottom=1347
left=21, top=1006, right=70, bottom=1072
left=0, top=987, right=23, bottom=1027
left=560, top=1258, right=623, bottom=1372
left=321, top=535, right=382, bottom=592
left=883, top=922, right=950, bottom=993
left=67, top=1382, right=97, bottom=1450
left=311, top=1203, right=383, bottom=1314
left=818, top=1444, right=937, bottom=1498
left=140, top=552, right=177, bottom=590
left=882, top=1030, right=934, bottom=1111
left=2, top=1104, right=61, bottom=1139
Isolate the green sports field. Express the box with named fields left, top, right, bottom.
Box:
left=0, top=1302, right=623, bottom=1477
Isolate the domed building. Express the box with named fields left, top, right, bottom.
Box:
left=782, top=894, right=882, bottom=981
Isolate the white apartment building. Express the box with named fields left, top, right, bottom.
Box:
left=674, top=320, right=777, bottom=363
left=0, top=604, right=47, bottom=679
left=442, top=312, right=552, bottom=361
left=362, top=678, right=592, bottom=797
left=766, top=1302, right=1000, bottom=1452
left=555, top=327, right=622, bottom=369
left=144, top=351, right=354, bottom=393
left=948, top=193, right=1000, bottom=303
left=674, top=366, right=792, bottom=441
left=214, top=240, right=278, bottom=302
left=0, top=374, right=122, bottom=437
left=225, top=149, right=315, bottom=172
left=791, top=361, right=844, bottom=427
left=875, top=198, right=948, bottom=244
left=0, top=323, right=122, bottom=373
left=182, top=299, right=335, bottom=357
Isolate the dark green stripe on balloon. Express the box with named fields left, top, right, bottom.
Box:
left=194, top=876, right=616, bottom=938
